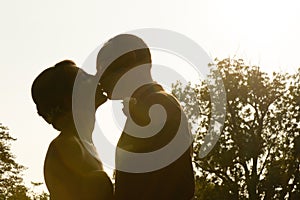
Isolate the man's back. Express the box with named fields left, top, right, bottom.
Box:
left=115, top=83, right=195, bottom=200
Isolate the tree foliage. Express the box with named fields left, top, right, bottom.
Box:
left=172, top=58, right=300, bottom=199
left=0, top=124, right=30, bottom=199
left=0, top=124, right=49, bottom=200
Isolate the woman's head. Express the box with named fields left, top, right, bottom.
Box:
left=32, top=60, right=90, bottom=130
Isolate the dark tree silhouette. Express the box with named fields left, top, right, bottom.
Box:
left=172, top=58, right=300, bottom=199
left=0, top=123, right=30, bottom=199
left=0, top=123, right=49, bottom=200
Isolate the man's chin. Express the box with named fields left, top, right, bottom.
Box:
left=108, top=93, right=123, bottom=100
left=109, top=96, right=123, bottom=100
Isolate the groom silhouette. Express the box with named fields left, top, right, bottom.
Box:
left=97, top=34, right=195, bottom=200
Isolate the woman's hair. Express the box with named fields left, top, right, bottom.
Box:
left=31, top=60, right=83, bottom=118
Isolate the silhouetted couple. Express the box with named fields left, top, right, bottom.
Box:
left=31, top=34, right=195, bottom=200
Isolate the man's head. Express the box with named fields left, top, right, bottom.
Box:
left=96, top=34, right=152, bottom=99
left=32, top=60, right=106, bottom=130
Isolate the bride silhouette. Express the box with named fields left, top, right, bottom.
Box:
left=31, top=60, right=113, bottom=200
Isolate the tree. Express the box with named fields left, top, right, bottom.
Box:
left=0, top=123, right=49, bottom=200
left=172, top=58, right=300, bottom=199
left=0, top=123, right=30, bottom=199
left=28, top=182, right=50, bottom=200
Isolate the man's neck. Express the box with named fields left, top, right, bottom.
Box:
left=111, top=68, right=154, bottom=99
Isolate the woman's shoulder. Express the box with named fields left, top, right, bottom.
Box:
left=47, top=135, right=84, bottom=161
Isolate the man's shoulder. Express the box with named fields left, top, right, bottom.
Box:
left=145, top=89, right=181, bottom=107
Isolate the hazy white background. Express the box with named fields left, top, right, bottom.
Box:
left=0, top=0, right=299, bottom=192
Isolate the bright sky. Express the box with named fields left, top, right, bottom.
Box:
left=1, top=0, right=300, bottom=193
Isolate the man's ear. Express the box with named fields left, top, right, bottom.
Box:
left=127, top=51, right=137, bottom=66
left=114, top=51, right=137, bottom=70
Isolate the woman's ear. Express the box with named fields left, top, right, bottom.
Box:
left=62, top=95, right=72, bottom=111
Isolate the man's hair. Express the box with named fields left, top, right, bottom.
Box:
left=96, top=34, right=152, bottom=77
left=31, top=60, right=82, bottom=113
